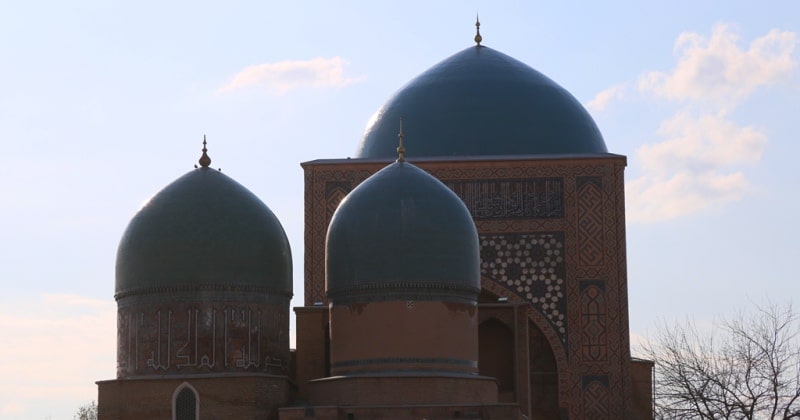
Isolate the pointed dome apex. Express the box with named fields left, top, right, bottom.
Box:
left=474, top=15, right=483, bottom=46
left=356, top=46, right=607, bottom=159
left=199, top=135, right=212, bottom=167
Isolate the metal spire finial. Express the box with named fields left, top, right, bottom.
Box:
left=474, top=14, right=482, bottom=46
left=397, top=117, right=405, bottom=162
left=199, top=135, right=211, bottom=168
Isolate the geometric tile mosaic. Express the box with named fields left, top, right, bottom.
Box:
left=480, top=232, right=567, bottom=340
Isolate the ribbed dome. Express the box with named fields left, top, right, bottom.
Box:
left=115, top=167, right=292, bottom=298
left=326, top=160, right=480, bottom=304
left=356, top=45, right=607, bottom=158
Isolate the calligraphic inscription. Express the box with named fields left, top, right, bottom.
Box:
left=444, top=178, right=563, bottom=219
left=117, top=301, right=289, bottom=378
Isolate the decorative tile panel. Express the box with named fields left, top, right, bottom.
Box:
left=479, top=232, right=567, bottom=341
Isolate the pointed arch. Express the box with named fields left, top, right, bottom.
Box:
left=480, top=276, right=570, bottom=413
left=480, top=277, right=567, bottom=372
left=479, top=317, right=515, bottom=400
left=529, top=320, right=560, bottom=418
left=172, top=382, right=199, bottom=420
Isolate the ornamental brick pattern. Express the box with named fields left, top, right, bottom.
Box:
left=583, top=377, right=611, bottom=419
left=577, top=176, right=605, bottom=267
left=580, top=281, right=608, bottom=362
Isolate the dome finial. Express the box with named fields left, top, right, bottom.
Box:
left=397, top=117, right=406, bottom=162
left=474, top=14, right=482, bottom=46
left=199, top=135, right=212, bottom=168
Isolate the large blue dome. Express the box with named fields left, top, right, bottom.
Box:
left=356, top=45, right=607, bottom=158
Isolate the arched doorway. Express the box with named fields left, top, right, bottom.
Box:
left=478, top=286, right=563, bottom=418
left=479, top=318, right=515, bottom=401
left=529, top=321, right=559, bottom=419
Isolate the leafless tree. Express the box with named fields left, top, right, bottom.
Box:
left=641, top=303, right=800, bottom=419
left=74, top=400, right=97, bottom=420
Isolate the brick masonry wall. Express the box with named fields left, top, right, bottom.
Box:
left=97, top=374, right=294, bottom=420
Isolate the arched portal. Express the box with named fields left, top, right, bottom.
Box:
left=479, top=280, right=566, bottom=418
left=529, top=321, right=559, bottom=419
left=478, top=277, right=568, bottom=419
left=479, top=318, right=515, bottom=401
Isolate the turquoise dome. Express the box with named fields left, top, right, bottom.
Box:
left=356, top=45, right=607, bottom=158
left=115, top=167, right=292, bottom=298
left=326, top=160, right=480, bottom=304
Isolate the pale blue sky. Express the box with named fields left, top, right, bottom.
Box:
left=1, top=1, right=798, bottom=418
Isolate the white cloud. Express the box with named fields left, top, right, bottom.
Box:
left=218, top=56, right=365, bottom=94
left=627, top=170, right=748, bottom=222
left=0, top=403, right=25, bottom=415
left=589, top=24, right=798, bottom=222
left=626, top=112, right=766, bottom=222
left=637, top=24, right=797, bottom=109
left=586, top=83, right=628, bottom=112
left=640, top=112, right=766, bottom=171
left=0, top=294, right=115, bottom=419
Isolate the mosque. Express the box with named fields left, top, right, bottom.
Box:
left=96, top=21, right=654, bottom=419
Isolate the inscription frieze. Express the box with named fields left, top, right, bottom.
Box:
left=117, top=301, right=289, bottom=378
left=444, top=178, right=564, bottom=219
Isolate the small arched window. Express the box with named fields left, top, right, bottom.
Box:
left=172, top=382, right=199, bottom=420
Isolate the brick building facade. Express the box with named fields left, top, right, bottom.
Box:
left=291, top=155, right=653, bottom=419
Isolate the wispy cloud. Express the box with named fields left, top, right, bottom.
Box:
left=0, top=294, right=115, bottom=419
left=586, top=83, right=628, bottom=112
left=0, top=403, right=24, bottom=415
left=626, top=111, right=767, bottom=222
left=627, top=168, right=749, bottom=222
left=587, top=25, right=796, bottom=222
left=639, top=112, right=766, bottom=172
left=638, top=24, right=796, bottom=109
left=218, top=56, right=365, bottom=94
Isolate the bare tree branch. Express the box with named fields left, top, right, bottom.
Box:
left=641, top=302, right=800, bottom=420
left=74, top=401, right=97, bottom=420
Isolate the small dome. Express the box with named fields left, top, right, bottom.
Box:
left=326, top=160, right=480, bottom=303
left=356, top=45, right=607, bottom=158
left=115, top=167, right=292, bottom=298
